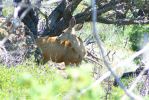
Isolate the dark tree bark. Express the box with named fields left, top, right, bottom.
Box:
left=41, top=0, right=131, bottom=36
left=28, top=0, right=149, bottom=36
left=0, top=0, right=2, bottom=16
left=43, top=0, right=82, bottom=36
left=113, top=67, right=149, bottom=87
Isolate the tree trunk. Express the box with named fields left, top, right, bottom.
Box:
left=0, top=0, right=2, bottom=16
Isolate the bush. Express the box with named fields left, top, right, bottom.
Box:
left=128, top=25, right=149, bottom=51
left=0, top=64, right=106, bottom=99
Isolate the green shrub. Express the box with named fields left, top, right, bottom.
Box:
left=2, top=7, right=14, bottom=17
left=0, top=64, right=105, bottom=99
left=128, top=25, right=149, bottom=51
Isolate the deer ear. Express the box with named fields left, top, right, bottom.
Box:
left=60, top=41, right=64, bottom=45
left=67, top=41, right=72, bottom=47
left=61, top=40, right=72, bottom=47
left=77, top=37, right=83, bottom=42
left=75, top=23, right=83, bottom=31
left=69, top=17, right=76, bottom=28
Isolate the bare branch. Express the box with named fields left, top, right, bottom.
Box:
left=97, top=17, right=149, bottom=25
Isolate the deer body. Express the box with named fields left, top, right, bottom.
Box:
left=36, top=32, right=86, bottom=65
left=35, top=17, right=86, bottom=66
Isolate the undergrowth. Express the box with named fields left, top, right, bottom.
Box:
left=0, top=62, right=101, bottom=100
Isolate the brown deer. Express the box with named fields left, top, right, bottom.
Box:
left=35, top=17, right=86, bottom=66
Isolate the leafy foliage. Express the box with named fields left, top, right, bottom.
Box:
left=0, top=61, right=136, bottom=99
left=0, top=63, right=103, bottom=99
left=128, top=25, right=149, bottom=51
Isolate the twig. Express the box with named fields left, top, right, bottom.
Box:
left=86, top=56, right=103, bottom=67
left=86, top=49, right=101, bottom=62
left=122, top=63, right=149, bottom=100
left=91, top=0, right=136, bottom=99
left=79, top=0, right=141, bottom=99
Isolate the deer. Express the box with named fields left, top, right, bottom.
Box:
left=35, top=17, right=86, bottom=66
left=0, top=16, right=86, bottom=66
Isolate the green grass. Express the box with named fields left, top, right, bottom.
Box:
left=1, top=61, right=148, bottom=100
left=0, top=62, right=107, bottom=100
